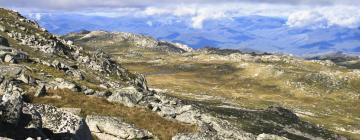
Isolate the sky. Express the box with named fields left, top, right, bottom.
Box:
left=0, top=0, right=359, bottom=55
left=1, top=0, right=360, bottom=29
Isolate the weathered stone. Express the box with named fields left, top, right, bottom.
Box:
left=18, top=73, right=35, bottom=85
left=83, top=88, right=95, bottom=95
left=0, top=25, right=6, bottom=32
left=50, top=78, right=79, bottom=92
left=22, top=103, right=42, bottom=129
left=133, top=74, right=149, bottom=91
left=86, top=115, right=153, bottom=140
left=26, top=104, right=92, bottom=140
left=0, top=91, right=23, bottom=125
left=4, top=54, right=14, bottom=63
left=34, top=84, right=46, bottom=97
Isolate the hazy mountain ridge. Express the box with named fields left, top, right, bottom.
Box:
left=26, top=13, right=360, bottom=56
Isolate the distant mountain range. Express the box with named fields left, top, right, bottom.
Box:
left=25, top=13, right=360, bottom=56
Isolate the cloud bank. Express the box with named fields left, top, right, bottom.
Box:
left=1, top=0, right=360, bottom=29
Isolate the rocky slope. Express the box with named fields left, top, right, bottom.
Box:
left=64, top=30, right=193, bottom=53
left=0, top=8, right=350, bottom=140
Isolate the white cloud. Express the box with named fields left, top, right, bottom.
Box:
left=287, top=11, right=328, bottom=28
left=143, top=3, right=299, bottom=28
left=10, top=1, right=360, bottom=29
left=286, top=6, right=360, bottom=29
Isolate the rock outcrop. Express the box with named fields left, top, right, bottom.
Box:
left=0, top=76, right=92, bottom=140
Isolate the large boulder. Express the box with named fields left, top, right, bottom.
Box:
left=86, top=115, right=153, bottom=140
left=107, top=86, right=144, bottom=107
left=26, top=104, right=92, bottom=140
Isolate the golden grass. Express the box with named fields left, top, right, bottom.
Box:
left=121, top=57, right=360, bottom=139
left=29, top=89, right=197, bottom=140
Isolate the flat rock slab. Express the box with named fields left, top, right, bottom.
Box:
left=86, top=115, right=153, bottom=140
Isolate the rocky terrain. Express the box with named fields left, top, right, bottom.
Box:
left=0, top=8, right=355, bottom=140
left=64, top=29, right=360, bottom=139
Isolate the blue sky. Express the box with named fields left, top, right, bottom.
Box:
left=1, top=0, right=360, bottom=55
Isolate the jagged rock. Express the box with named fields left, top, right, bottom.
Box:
left=0, top=36, right=9, bottom=46
left=18, top=73, right=36, bottom=85
left=26, top=104, right=92, bottom=140
left=134, top=74, right=149, bottom=91
left=107, top=86, right=143, bottom=107
left=256, top=133, right=289, bottom=140
left=34, top=84, right=46, bottom=97
left=86, top=115, right=153, bottom=140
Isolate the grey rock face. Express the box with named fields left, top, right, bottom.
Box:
left=86, top=115, right=153, bottom=140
